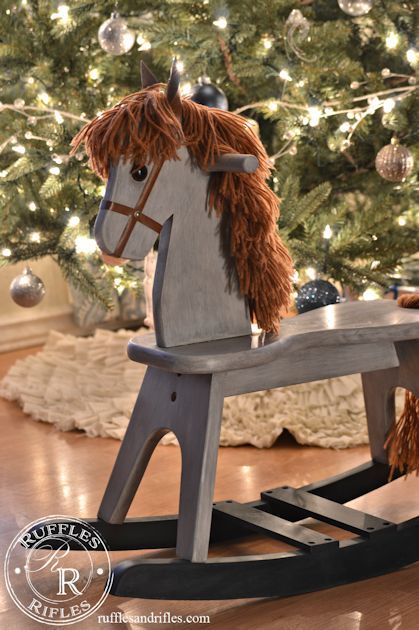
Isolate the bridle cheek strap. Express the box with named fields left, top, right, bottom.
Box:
left=104, top=159, right=164, bottom=258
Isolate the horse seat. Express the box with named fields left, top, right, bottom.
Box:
left=128, top=300, right=419, bottom=372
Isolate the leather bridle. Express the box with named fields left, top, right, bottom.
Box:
left=103, top=159, right=165, bottom=258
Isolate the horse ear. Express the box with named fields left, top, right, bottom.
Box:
left=166, top=58, right=182, bottom=117
left=140, top=61, right=159, bottom=88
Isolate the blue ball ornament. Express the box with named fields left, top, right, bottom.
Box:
left=296, top=280, right=340, bottom=314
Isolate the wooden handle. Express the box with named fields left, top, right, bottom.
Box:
left=207, top=153, right=259, bottom=174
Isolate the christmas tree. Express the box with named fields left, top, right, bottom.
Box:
left=0, top=0, right=417, bottom=308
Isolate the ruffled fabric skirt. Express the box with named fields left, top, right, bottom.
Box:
left=1, top=328, right=395, bottom=449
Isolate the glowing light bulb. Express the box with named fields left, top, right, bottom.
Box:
left=306, top=267, right=317, bottom=280
left=324, top=107, right=334, bottom=116
left=138, top=39, right=151, bottom=51
left=406, top=48, right=417, bottom=65
left=308, top=106, right=321, bottom=127
left=268, top=101, right=279, bottom=112
left=180, top=81, right=192, bottom=96
left=88, top=68, right=99, bottom=81
left=30, top=231, right=41, bottom=243
left=49, top=166, right=60, bottom=175
left=339, top=122, right=351, bottom=133
left=385, top=31, right=399, bottom=50
left=28, top=202, right=37, bottom=211
left=398, top=216, right=407, bottom=226
left=262, top=37, right=273, bottom=50
left=367, top=96, right=380, bottom=114
left=383, top=98, right=395, bottom=113
left=75, top=236, right=97, bottom=255
left=175, top=60, right=184, bottom=73
left=362, top=287, right=380, bottom=301
left=38, top=91, right=50, bottom=105
left=68, top=216, right=80, bottom=227
left=1, top=248, right=11, bottom=257
left=54, top=111, right=64, bottom=124
left=323, top=224, right=332, bottom=239
left=51, top=4, right=69, bottom=22
left=213, top=16, right=227, bottom=29
left=12, top=144, right=26, bottom=154
left=279, top=69, right=292, bottom=82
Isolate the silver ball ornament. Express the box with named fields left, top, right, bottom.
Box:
left=375, top=139, right=414, bottom=182
left=337, top=0, right=373, bottom=16
left=98, top=12, right=135, bottom=56
left=10, top=266, right=45, bottom=307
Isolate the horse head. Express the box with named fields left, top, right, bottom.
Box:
left=71, top=60, right=293, bottom=343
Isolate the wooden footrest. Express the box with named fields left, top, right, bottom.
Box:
left=261, top=487, right=395, bottom=537
left=213, top=500, right=338, bottom=551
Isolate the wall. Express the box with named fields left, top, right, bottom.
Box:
left=0, top=257, right=77, bottom=352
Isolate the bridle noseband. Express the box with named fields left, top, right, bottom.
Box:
left=104, top=159, right=165, bottom=258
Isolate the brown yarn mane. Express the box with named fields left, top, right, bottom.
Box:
left=71, top=86, right=293, bottom=331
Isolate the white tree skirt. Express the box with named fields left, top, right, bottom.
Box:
left=0, top=328, right=373, bottom=449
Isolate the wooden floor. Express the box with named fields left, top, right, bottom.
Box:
left=0, top=347, right=418, bottom=629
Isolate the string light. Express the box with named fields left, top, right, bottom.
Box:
left=406, top=48, right=417, bottom=65
left=137, top=35, right=151, bottom=51
left=12, top=144, right=25, bottom=154
left=268, top=101, right=278, bottom=112
left=262, top=36, right=273, bottom=50
left=362, top=287, right=381, bottom=301
left=213, top=16, right=227, bottom=29
left=385, top=31, right=399, bottom=50
left=28, top=202, right=37, bottom=211
left=398, top=216, right=407, bottom=226
left=306, top=267, right=317, bottom=280
left=1, top=248, right=12, bottom=257
left=308, top=106, right=321, bottom=127
left=175, top=60, right=184, bottom=73
left=88, top=68, right=100, bottom=81
left=279, top=69, right=292, bottom=82
left=30, top=231, right=40, bottom=243
left=180, top=81, right=192, bottom=96
left=339, top=121, right=351, bottom=133
left=323, top=224, right=332, bottom=239
left=68, top=216, right=80, bottom=227
left=382, top=98, right=395, bottom=113
left=50, top=4, right=70, bottom=22
left=75, top=235, right=97, bottom=255
left=54, top=110, right=64, bottom=124
left=49, top=166, right=60, bottom=175
left=38, top=91, right=50, bottom=105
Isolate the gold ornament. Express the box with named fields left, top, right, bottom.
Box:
left=375, top=139, right=414, bottom=182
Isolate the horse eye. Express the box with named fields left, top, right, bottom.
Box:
left=131, top=165, right=148, bottom=182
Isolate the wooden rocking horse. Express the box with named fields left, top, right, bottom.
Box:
left=68, top=60, right=419, bottom=599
